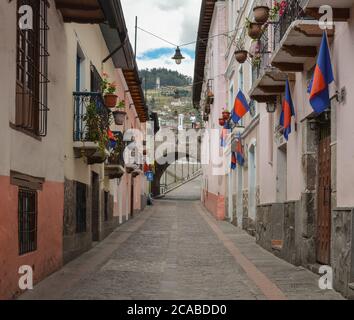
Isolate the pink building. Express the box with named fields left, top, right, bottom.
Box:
left=194, top=0, right=354, bottom=298
left=0, top=0, right=148, bottom=299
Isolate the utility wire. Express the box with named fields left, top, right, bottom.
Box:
left=137, top=24, right=247, bottom=49
left=137, top=27, right=179, bottom=47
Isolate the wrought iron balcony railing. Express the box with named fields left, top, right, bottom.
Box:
left=251, top=30, right=271, bottom=84
left=73, top=92, right=110, bottom=142
left=273, top=0, right=309, bottom=51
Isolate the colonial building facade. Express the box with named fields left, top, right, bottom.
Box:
left=0, top=0, right=149, bottom=299
left=194, top=0, right=354, bottom=298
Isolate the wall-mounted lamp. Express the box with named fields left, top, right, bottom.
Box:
left=266, top=101, right=277, bottom=113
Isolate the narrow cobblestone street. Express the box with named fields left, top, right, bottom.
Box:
left=20, top=178, right=343, bottom=300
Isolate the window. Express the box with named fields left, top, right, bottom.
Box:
left=76, top=182, right=87, bottom=233
left=18, top=189, right=37, bottom=255
left=104, top=191, right=109, bottom=221
left=16, top=0, right=49, bottom=137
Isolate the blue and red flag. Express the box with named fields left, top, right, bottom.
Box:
left=231, top=90, right=250, bottom=124
left=308, top=31, right=334, bottom=114
left=231, top=152, right=237, bottom=170
left=280, top=79, right=295, bottom=141
left=220, top=122, right=230, bottom=147
left=236, top=135, right=245, bottom=166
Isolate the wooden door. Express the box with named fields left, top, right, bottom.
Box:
left=316, top=125, right=331, bottom=265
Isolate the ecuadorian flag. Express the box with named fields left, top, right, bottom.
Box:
left=308, top=31, right=334, bottom=114
left=231, top=152, right=237, bottom=170
left=231, top=90, right=250, bottom=124
left=280, top=79, right=295, bottom=141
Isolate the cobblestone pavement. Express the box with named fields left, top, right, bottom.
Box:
left=20, top=178, right=343, bottom=300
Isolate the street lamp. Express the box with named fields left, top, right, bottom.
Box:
left=172, top=46, right=185, bottom=65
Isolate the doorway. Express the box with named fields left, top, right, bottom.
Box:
left=248, top=144, right=256, bottom=221
left=91, top=172, right=100, bottom=242
left=316, top=121, right=331, bottom=265
left=276, top=146, right=287, bottom=203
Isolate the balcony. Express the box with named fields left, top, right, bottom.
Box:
left=54, top=0, right=105, bottom=23
left=105, top=131, right=126, bottom=179
left=270, top=0, right=335, bottom=73
left=249, top=28, right=295, bottom=103
left=73, top=92, right=111, bottom=165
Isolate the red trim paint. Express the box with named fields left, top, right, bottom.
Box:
left=202, top=190, right=225, bottom=220
left=0, top=176, right=64, bottom=300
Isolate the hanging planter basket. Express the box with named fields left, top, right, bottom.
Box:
left=234, top=50, right=248, bottom=64
left=222, top=111, right=231, bottom=121
left=248, top=23, right=264, bottom=40
left=219, top=118, right=225, bottom=127
left=113, top=110, right=126, bottom=125
left=104, top=94, right=118, bottom=108
left=253, top=6, right=270, bottom=24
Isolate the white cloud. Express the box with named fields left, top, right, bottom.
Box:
left=121, top=0, right=201, bottom=77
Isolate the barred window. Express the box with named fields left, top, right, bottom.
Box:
left=16, top=0, right=49, bottom=137
left=18, top=189, right=38, bottom=255
left=76, top=182, right=87, bottom=233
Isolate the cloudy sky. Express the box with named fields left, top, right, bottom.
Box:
left=121, top=0, right=201, bottom=77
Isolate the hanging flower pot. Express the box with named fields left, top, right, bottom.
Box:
left=253, top=6, right=270, bottom=24
left=222, top=111, right=231, bottom=121
left=104, top=94, right=118, bottom=108
left=248, top=22, right=263, bottom=40
left=113, top=110, right=126, bottom=125
left=234, top=50, right=248, bottom=64
left=219, top=118, right=225, bottom=127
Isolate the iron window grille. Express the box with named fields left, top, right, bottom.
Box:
left=16, top=0, right=49, bottom=137
left=76, top=182, right=87, bottom=233
left=18, top=189, right=38, bottom=255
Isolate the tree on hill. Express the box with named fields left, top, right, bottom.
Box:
left=139, top=68, right=192, bottom=90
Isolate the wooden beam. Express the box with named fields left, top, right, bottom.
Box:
left=283, top=45, right=317, bottom=58
left=259, top=85, right=285, bottom=94
left=251, top=95, right=278, bottom=103
left=272, top=62, right=304, bottom=72
left=305, top=7, right=350, bottom=21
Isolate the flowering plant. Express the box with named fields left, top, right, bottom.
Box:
left=101, top=72, right=117, bottom=95
left=269, top=0, right=287, bottom=20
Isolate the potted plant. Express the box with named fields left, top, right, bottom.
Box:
left=101, top=73, right=118, bottom=108
left=253, top=2, right=270, bottom=24
left=269, top=1, right=287, bottom=21
left=252, top=53, right=262, bottom=68
left=234, top=38, right=248, bottom=64
left=246, top=18, right=264, bottom=40
left=83, top=103, right=107, bottom=156
left=219, top=118, right=225, bottom=127
left=222, top=109, right=231, bottom=121
left=112, top=100, right=127, bottom=125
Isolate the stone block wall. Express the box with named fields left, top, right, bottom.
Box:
left=332, top=208, right=354, bottom=298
